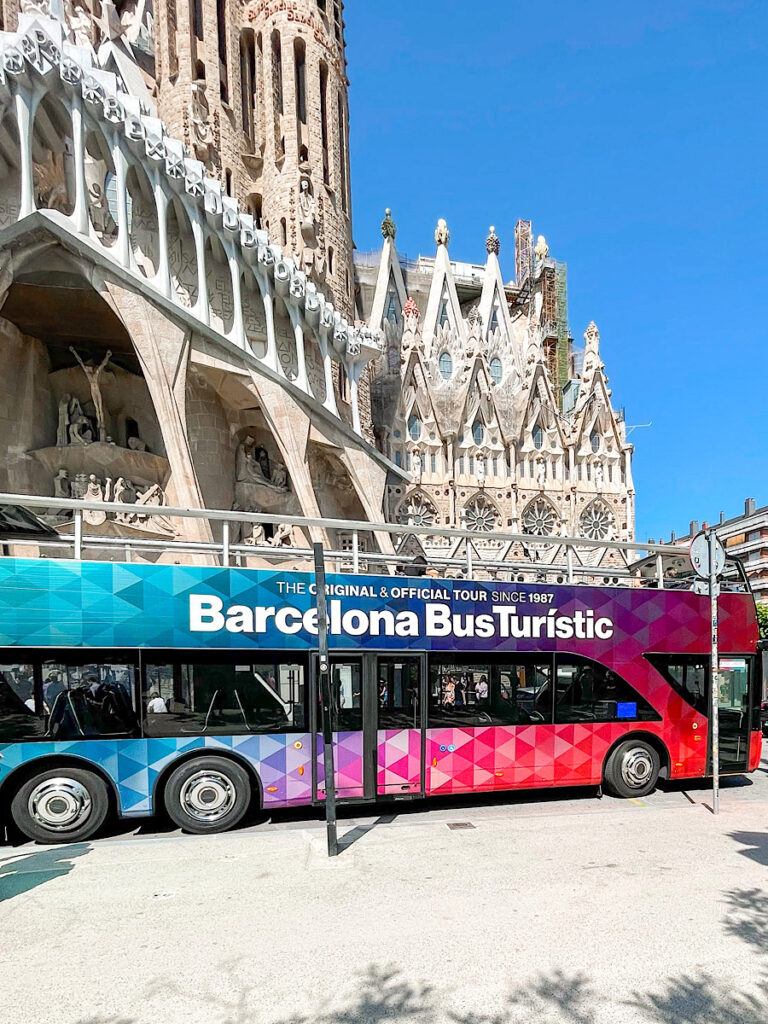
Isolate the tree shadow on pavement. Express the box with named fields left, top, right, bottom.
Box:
left=451, top=969, right=596, bottom=1024
left=0, top=843, right=89, bottom=903
left=146, top=962, right=435, bottom=1024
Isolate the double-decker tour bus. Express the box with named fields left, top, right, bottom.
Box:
left=0, top=553, right=761, bottom=843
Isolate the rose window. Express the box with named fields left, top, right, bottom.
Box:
left=522, top=498, right=557, bottom=537
left=464, top=496, right=500, bottom=533
left=580, top=502, right=615, bottom=542
left=399, top=492, right=436, bottom=528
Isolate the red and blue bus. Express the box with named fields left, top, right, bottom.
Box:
left=0, top=556, right=761, bottom=843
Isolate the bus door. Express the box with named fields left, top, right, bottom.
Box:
left=375, top=655, right=424, bottom=798
left=313, top=654, right=425, bottom=802
left=714, top=657, right=753, bottom=772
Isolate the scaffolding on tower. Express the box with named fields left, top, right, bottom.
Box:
left=555, top=262, right=569, bottom=402
left=513, top=220, right=533, bottom=307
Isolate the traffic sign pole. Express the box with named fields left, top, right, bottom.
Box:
left=708, top=529, right=720, bottom=816
left=313, top=542, right=338, bottom=857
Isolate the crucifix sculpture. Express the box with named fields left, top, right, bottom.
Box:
left=70, top=347, right=113, bottom=442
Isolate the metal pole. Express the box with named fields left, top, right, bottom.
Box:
left=222, top=521, right=230, bottom=567
left=466, top=541, right=473, bottom=578
left=352, top=530, right=359, bottom=574
left=566, top=545, right=574, bottom=584
left=708, top=529, right=720, bottom=815
left=313, top=542, right=338, bottom=857
left=655, top=553, right=665, bottom=590
left=73, top=508, right=82, bottom=560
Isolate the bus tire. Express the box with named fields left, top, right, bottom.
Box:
left=603, top=740, right=660, bottom=799
left=163, top=756, right=251, bottom=834
left=10, top=767, right=110, bottom=844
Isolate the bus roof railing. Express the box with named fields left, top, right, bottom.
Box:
left=0, top=492, right=747, bottom=593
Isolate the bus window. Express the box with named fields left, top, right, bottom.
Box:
left=502, top=658, right=552, bottom=725
left=645, top=655, right=708, bottom=714
left=377, top=657, right=420, bottom=729
left=143, top=659, right=306, bottom=737
left=41, top=660, right=138, bottom=740
left=429, top=661, right=491, bottom=726
left=331, top=661, right=362, bottom=731
left=0, top=663, right=45, bottom=741
left=555, top=655, right=659, bottom=724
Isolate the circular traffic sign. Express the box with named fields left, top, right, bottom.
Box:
left=689, top=531, right=726, bottom=580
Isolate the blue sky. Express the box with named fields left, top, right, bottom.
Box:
left=344, top=1, right=767, bottom=542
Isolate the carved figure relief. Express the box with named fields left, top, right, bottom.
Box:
left=292, top=167, right=325, bottom=283
left=65, top=0, right=93, bottom=48
left=235, top=437, right=289, bottom=491
left=55, top=466, right=174, bottom=534
left=188, top=82, right=217, bottom=168
left=70, top=347, right=112, bottom=441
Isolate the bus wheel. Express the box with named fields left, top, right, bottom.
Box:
left=604, top=740, right=660, bottom=799
left=164, top=757, right=251, bottom=835
left=10, top=767, right=109, bottom=844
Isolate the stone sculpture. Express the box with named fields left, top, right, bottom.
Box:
left=83, top=473, right=107, bottom=525
left=72, top=473, right=89, bottom=499
left=189, top=82, right=216, bottom=166
left=270, top=522, right=293, bottom=547
left=381, top=208, right=396, bottom=240
left=65, top=0, right=93, bottom=48
left=68, top=399, right=95, bottom=445
left=35, top=152, right=69, bottom=212
left=70, top=347, right=112, bottom=441
left=434, top=218, right=450, bottom=247
left=235, top=438, right=288, bottom=490
left=271, top=461, right=288, bottom=490
left=57, top=395, right=72, bottom=446
left=53, top=468, right=71, bottom=499
left=534, top=234, right=549, bottom=262
left=236, top=436, right=268, bottom=484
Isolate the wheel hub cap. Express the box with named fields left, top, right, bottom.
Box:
left=621, top=748, right=653, bottom=788
left=179, top=771, right=235, bottom=822
left=29, top=778, right=92, bottom=830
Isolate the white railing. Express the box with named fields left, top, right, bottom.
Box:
left=0, top=491, right=748, bottom=593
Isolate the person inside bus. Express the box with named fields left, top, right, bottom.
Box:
left=44, top=671, right=66, bottom=707
left=86, top=672, right=105, bottom=703
left=455, top=678, right=466, bottom=707
left=476, top=675, right=489, bottom=702
left=442, top=677, right=456, bottom=708
left=146, top=689, right=168, bottom=714
left=0, top=669, right=42, bottom=734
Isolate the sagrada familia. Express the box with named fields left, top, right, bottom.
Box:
left=0, top=0, right=635, bottom=567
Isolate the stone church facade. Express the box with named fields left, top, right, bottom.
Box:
left=358, top=216, right=635, bottom=568
left=0, top=0, right=634, bottom=568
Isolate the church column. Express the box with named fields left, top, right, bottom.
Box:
left=317, top=333, right=338, bottom=417
left=227, top=248, right=246, bottom=348
left=71, top=95, right=88, bottom=235
left=347, top=359, right=362, bottom=436
left=15, top=90, right=36, bottom=219
left=287, top=306, right=309, bottom=392
left=189, top=205, right=210, bottom=325
left=256, top=275, right=279, bottom=372
left=152, top=169, right=172, bottom=299
left=110, top=134, right=131, bottom=268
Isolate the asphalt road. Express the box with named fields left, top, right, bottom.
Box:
left=2, top=754, right=768, bottom=1024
